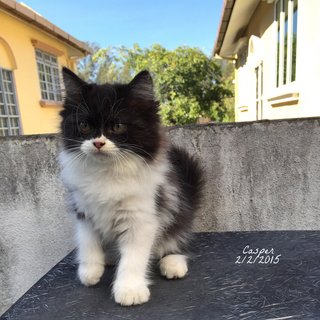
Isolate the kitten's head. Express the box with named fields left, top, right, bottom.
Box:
left=60, top=67, right=162, bottom=163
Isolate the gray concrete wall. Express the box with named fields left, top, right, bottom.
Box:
left=0, top=136, right=74, bottom=315
left=168, top=118, right=320, bottom=232
left=1, top=118, right=320, bottom=314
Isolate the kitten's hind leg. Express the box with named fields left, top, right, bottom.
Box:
left=76, top=220, right=105, bottom=286
left=159, top=254, right=188, bottom=279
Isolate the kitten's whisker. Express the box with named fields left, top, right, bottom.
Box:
left=110, top=150, right=134, bottom=177
left=121, top=150, right=152, bottom=177
left=60, top=137, right=82, bottom=144
left=121, top=148, right=154, bottom=170
left=118, top=143, right=155, bottom=160
left=111, top=98, right=125, bottom=120
left=114, top=152, right=123, bottom=179
left=63, top=151, right=86, bottom=168
left=111, top=151, right=126, bottom=177
left=117, top=152, right=135, bottom=176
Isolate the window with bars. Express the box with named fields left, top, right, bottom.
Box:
left=0, top=69, right=21, bottom=136
left=275, top=0, right=298, bottom=87
left=35, top=49, right=62, bottom=102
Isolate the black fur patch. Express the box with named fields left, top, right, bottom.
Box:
left=77, top=211, right=86, bottom=220
left=157, top=146, right=205, bottom=250
left=60, top=68, right=161, bottom=161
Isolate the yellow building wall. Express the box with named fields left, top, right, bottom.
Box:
left=0, top=10, right=78, bottom=135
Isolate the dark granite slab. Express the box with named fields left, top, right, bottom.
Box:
left=2, top=231, right=320, bottom=320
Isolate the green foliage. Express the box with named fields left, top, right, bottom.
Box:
left=77, top=43, right=234, bottom=125
left=215, top=59, right=235, bottom=122
left=77, top=43, right=131, bottom=84
left=76, top=42, right=99, bottom=82
left=160, top=96, right=201, bottom=125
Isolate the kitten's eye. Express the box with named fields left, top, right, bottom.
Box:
left=79, top=121, right=90, bottom=134
left=112, top=124, right=127, bottom=134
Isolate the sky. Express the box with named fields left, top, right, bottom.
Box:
left=21, top=0, right=223, bottom=56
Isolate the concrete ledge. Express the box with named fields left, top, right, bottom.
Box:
left=4, top=231, right=320, bottom=319
left=1, top=118, right=320, bottom=314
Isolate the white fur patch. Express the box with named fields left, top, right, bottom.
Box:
left=78, top=263, right=105, bottom=286
left=113, top=278, right=150, bottom=306
left=76, top=220, right=105, bottom=286
left=159, top=254, right=188, bottom=279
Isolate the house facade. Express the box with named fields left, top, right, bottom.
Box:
left=0, top=0, right=89, bottom=136
left=215, top=0, right=320, bottom=122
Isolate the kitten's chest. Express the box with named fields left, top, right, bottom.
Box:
left=63, top=160, right=158, bottom=211
left=71, top=166, right=158, bottom=239
left=75, top=168, right=145, bottom=205
left=60, top=151, right=166, bottom=219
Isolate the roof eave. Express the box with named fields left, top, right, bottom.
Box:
left=0, top=0, right=91, bottom=56
left=213, top=0, right=236, bottom=57
left=213, top=0, right=261, bottom=59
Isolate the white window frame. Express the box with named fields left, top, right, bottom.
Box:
left=255, top=62, right=263, bottom=120
left=35, top=49, right=62, bottom=102
left=0, top=68, right=21, bottom=136
left=275, top=0, right=298, bottom=87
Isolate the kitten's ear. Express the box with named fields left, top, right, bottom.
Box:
left=129, top=70, right=154, bottom=100
left=62, top=67, right=86, bottom=98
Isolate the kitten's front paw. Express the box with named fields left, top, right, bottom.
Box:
left=78, top=263, right=105, bottom=286
left=113, top=281, right=150, bottom=306
left=160, top=254, right=188, bottom=279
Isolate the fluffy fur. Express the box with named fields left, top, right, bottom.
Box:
left=59, top=67, right=204, bottom=306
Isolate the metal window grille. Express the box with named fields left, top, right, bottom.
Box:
left=35, top=49, right=62, bottom=102
left=0, top=69, right=21, bottom=136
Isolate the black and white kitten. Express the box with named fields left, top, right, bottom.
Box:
left=59, top=67, right=204, bottom=306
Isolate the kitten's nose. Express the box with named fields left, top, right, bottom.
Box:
left=93, top=141, right=105, bottom=150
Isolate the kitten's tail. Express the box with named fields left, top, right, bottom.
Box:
left=168, top=146, right=205, bottom=211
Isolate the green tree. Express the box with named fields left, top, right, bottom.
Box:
left=215, top=59, right=235, bottom=122
left=76, top=42, right=100, bottom=82
left=77, top=44, right=233, bottom=125
left=77, top=43, right=129, bottom=84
